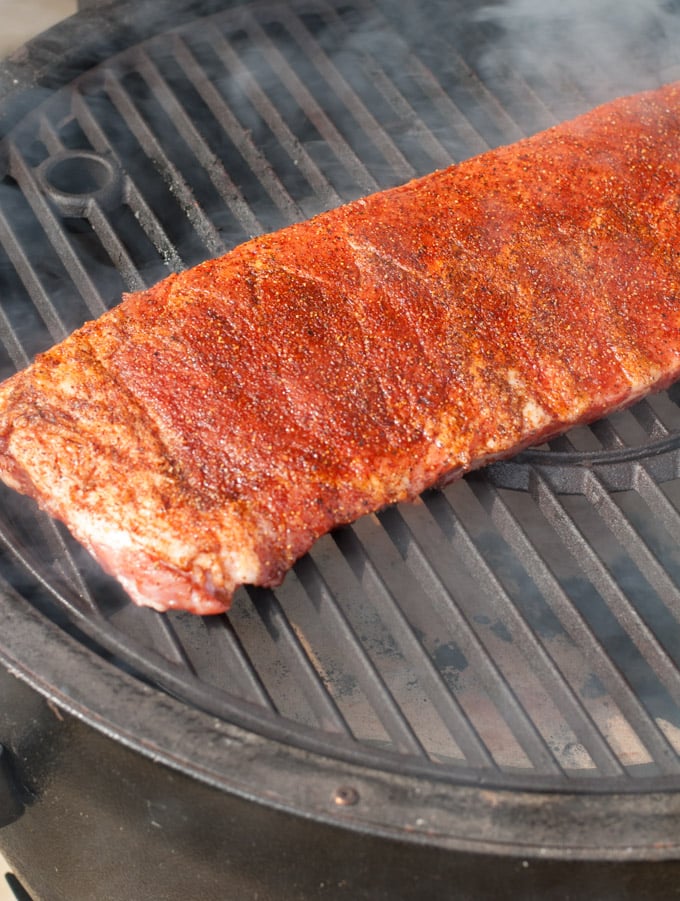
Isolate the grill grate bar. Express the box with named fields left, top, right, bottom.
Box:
left=36, top=118, right=146, bottom=293
left=431, top=44, right=526, bottom=146
left=40, top=529, right=100, bottom=613
left=436, top=11, right=579, bottom=140
left=101, top=68, right=226, bottom=256
left=590, top=406, right=680, bottom=536
left=337, top=53, right=456, bottom=169
left=237, top=12, right=378, bottom=196
left=363, top=53, right=479, bottom=165
left=37, top=114, right=71, bottom=157
left=202, top=614, right=278, bottom=710
left=532, top=468, right=680, bottom=773
left=244, top=586, right=356, bottom=735
left=71, top=90, right=187, bottom=274
left=292, top=552, right=430, bottom=756
left=350, top=0, right=490, bottom=161
left=581, top=468, right=680, bottom=635
left=171, top=33, right=304, bottom=222
left=134, top=47, right=263, bottom=238
left=584, top=399, right=670, bottom=458
left=7, top=141, right=108, bottom=319
left=466, top=52, right=564, bottom=138
left=158, top=608, right=303, bottom=714
left=353, top=62, right=454, bottom=168
left=335, top=521, right=499, bottom=769
left=0, top=209, right=70, bottom=348
left=279, top=5, right=417, bottom=183
left=144, top=612, right=199, bottom=672
left=205, top=20, right=343, bottom=210
left=630, top=395, right=678, bottom=440
left=379, top=504, right=564, bottom=774
left=471, top=477, right=680, bottom=774
left=425, top=487, right=628, bottom=778
left=0, top=513, right=100, bottom=617
left=635, top=465, right=680, bottom=541
left=86, top=203, right=147, bottom=292
left=0, top=290, right=30, bottom=371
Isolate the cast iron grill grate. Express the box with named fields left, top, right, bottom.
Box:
left=2, top=0, right=680, bottom=791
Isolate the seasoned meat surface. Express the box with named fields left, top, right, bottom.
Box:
left=1, top=82, right=680, bottom=614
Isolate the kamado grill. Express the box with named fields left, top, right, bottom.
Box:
left=2, top=0, right=680, bottom=898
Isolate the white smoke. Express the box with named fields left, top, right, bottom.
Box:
left=473, top=0, right=680, bottom=99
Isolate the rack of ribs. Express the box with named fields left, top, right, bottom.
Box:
left=0, top=82, right=679, bottom=614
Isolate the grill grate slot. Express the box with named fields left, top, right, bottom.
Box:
left=580, top=474, right=680, bottom=650
left=135, top=47, right=265, bottom=239
left=202, top=22, right=344, bottom=211
left=288, top=549, right=430, bottom=755
left=1, top=0, right=680, bottom=793
left=278, top=6, right=418, bottom=183
left=233, top=10, right=380, bottom=196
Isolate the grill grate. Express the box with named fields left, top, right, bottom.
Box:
left=2, top=0, right=680, bottom=791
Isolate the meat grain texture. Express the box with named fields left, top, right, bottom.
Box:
left=1, top=82, right=680, bottom=614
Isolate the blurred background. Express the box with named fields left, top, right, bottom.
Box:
left=0, top=0, right=76, bottom=58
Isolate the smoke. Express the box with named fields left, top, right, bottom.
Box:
left=472, top=0, right=680, bottom=102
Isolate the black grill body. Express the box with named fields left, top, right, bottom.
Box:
left=2, top=0, right=680, bottom=897
left=4, top=664, right=680, bottom=901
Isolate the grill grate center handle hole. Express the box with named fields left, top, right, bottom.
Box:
left=47, top=155, right=111, bottom=196
left=37, top=150, right=121, bottom=215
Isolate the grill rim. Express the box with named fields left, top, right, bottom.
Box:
left=5, top=582, right=680, bottom=862
left=0, top=0, right=242, bottom=135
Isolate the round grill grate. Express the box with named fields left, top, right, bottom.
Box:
left=2, top=0, right=680, bottom=809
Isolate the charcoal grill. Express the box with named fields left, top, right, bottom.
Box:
left=3, top=0, right=680, bottom=898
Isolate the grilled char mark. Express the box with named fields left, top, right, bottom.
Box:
left=1, top=83, right=680, bottom=613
